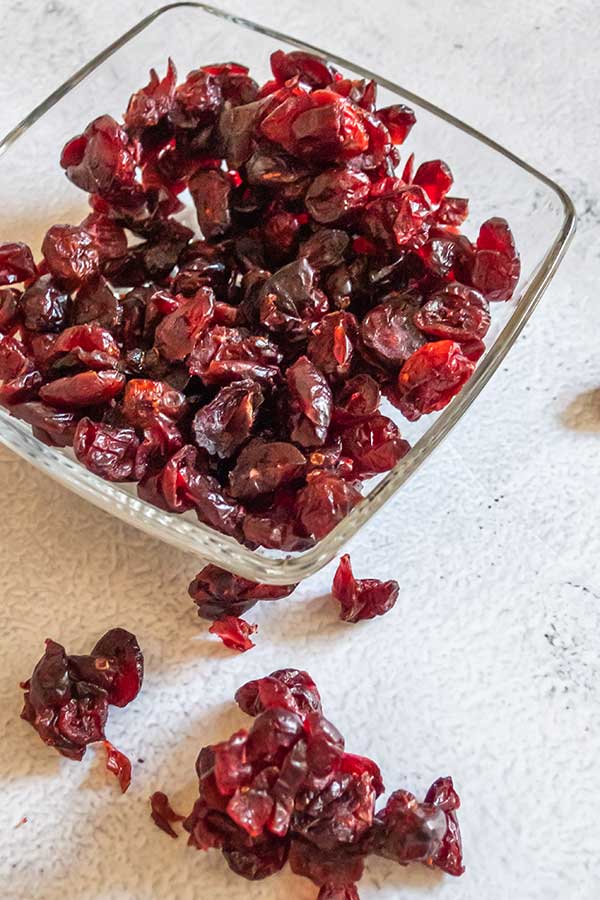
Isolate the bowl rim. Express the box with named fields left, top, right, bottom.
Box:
left=0, top=1, right=577, bottom=584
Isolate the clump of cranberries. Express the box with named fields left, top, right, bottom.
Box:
left=151, top=669, right=464, bottom=898
left=20, top=628, right=143, bottom=791
left=0, top=49, right=519, bottom=558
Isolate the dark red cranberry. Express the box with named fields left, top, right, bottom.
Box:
left=0, top=288, right=21, bottom=332
left=300, top=229, right=350, bottom=269
left=414, top=282, right=490, bottom=341
left=307, top=311, right=358, bottom=381
left=154, top=288, right=214, bottom=361
left=333, top=375, right=381, bottom=424
left=270, top=50, right=336, bottom=88
left=104, top=740, right=132, bottom=793
left=42, top=225, right=100, bottom=288
left=171, top=67, right=222, bottom=128
left=189, top=325, right=281, bottom=386
left=360, top=294, right=424, bottom=370
left=192, top=379, right=263, bottom=458
left=124, top=59, right=177, bottom=135
left=0, top=242, right=37, bottom=286
left=361, top=186, right=431, bottom=250
left=189, top=169, right=232, bottom=239
left=228, top=439, right=306, bottom=499
left=73, top=277, right=122, bottom=330
left=150, top=791, right=185, bottom=838
left=332, top=554, right=399, bottom=622
left=286, top=355, right=333, bottom=447
left=122, top=378, right=186, bottom=427
left=236, top=669, right=322, bottom=720
left=259, top=258, right=329, bottom=341
left=305, top=168, right=370, bottom=224
left=209, top=616, right=257, bottom=652
left=317, top=883, right=360, bottom=899
left=74, top=418, right=140, bottom=481
left=10, top=401, right=78, bottom=447
left=19, top=275, right=71, bottom=332
left=189, top=566, right=296, bottom=621
left=47, top=323, right=121, bottom=371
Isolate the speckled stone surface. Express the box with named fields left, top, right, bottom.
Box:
left=0, top=2, right=598, bottom=898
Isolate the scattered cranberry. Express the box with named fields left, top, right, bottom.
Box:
left=1, top=50, right=519, bottom=559
left=150, top=791, right=185, bottom=838
left=332, top=554, right=399, bottom=622
left=209, top=616, right=258, bottom=652
left=188, top=565, right=297, bottom=620
left=20, top=628, right=142, bottom=780
left=156, top=670, right=463, bottom=896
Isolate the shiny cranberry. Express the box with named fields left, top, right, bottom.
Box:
left=171, top=67, right=222, bottom=128
left=286, top=355, right=333, bottom=447
left=73, top=276, right=122, bottom=330
left=209, top=616, right=257, bottom=652
left=229, top=439, right=306, bottom=499
left=307, top=311, right=358, bottom=381
left=74, top=418, right=140, bottom=481
left=259, top=258, right=329, bottom=341
left=361, top=186, right=431, bottom=250
left=39, top=370, right=125, bottom=409
left=375, top=104, right=416, bottom=144
left=189, top=169, right=232, bottom=239
left=123, top=378, right=186, bottom=427
left=412, top=160, right=453, bottom=207
left=189, top=325, right=281, bottom=386
left=360, top=295, right=424, bottom=370
left=470, top=217, right=520, bottom=302
left=0, top=242, right=37, bottom=286
left=192, top=379, right=263, bottom=458
left=270, top=50, right=336, bottom=88
left=340, top=414, right=410, bottom=478
left=414, top=283, right=490, bottom=341
left=436, top=196, right=469, bottom=226
left=42, top=225, right=100, bottom=288
left=0, top=288, right=21, bottom=332
left=300, top=229, right=349, bottom=269
left=296, top=472, right=362, bottom=540
left=189, top=566, right=297, bottom=621
left=10, top=401, right=78, bottom=447
left=305, top=168, right=370, bottom=224
left=395, top=340, right=475, bottom=420
left=332, top=554, right=399, bottom=622
left=333, top=375, right=381, bottom=424
left=47, top=324, right=121, bottom=371
left=154, top=288, right=214, bottom=361
left=104, top=740, right=132, bottom=793
left=124, top=58, right=177, bottom=134
left=19, top=275, right=70, bottom=332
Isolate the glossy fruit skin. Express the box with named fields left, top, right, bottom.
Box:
left=174, top=670, right=463, bottom=893
left=209, top=616, right=257, bottom=652
left=20, top=629, right=142, bottom=765
left=1, top=48, right=518, bottom=560
left=189, top=566, right=297, bottom=620
left=332, top=554, right=399, bottom=622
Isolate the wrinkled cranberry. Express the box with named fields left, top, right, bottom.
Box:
left=300, top=229, right=350, bottom=269
left=190, top=169, right=232, bottom=239
left=189, top=325, right=281, bottom=386
left=124, top=58, right=177, bottom=135
left=73, top=277, right=122, bottom=330
left=0, top=288, right=20, bottom=333
left=189, top=566, right=296, bottom=621
left=236, top=669, right=322, bottom=721
left=395, top=340, right=475, bottom=420
left=424, top=776, right=464, bottom=876
left=39, top=370, right=125, bottom=409
left=361, top=185, right=431, bottom=250
left=332, top=554, right=399, bottom=622
left=229, top=439, right=306, bottom=499
left=437, top=196, right=469, bottom=227
left=47, top=323, right=121, bottom=371
left=246, top=149, right=310, bottom=199
left=154, top=288, right=214, bottom=361
left=360, top=295, right=424, bottom=370
left=150, top=791, right=185, bottom=838
left=10, top=401, right=78, bottom=447
left=192, top=379, right=263, bottom=458
left=333, top=375, right=380, bottom=424
left=104, top=740, right=132, bottom=793
left=0, top=242, right=37, bottom=286
left=340, top=415, right=410, bottom=478
left=171, top=67, right=222, bottom=128
left=307, top=311, right=358, bottom=381
left=375, top=104, right=416, bottom=144
left=74, top=418, right=140, bottom=481
left=318, top=883, right=360, bottom=900
left=470, top=217, right=520, bottom=302
left=122, top=378, right=186, bottom=427
left=414, top=282, right=490, bottom=341
left=296, top=472, right=362, bottom=540
left=287, top=356, right=333, bottom=447
left=20, top=628, right=142, bottom=769
left=209, top=616, right=257, bottom=652
left=259, top=258, right=329, bottom=340
left=270, top=50, right=336, bottom=88
left=306, top=168, right=370, bottom=224
left=19, top=276, right=70, bottom=333
left=42, top=225, right=99, bottom=288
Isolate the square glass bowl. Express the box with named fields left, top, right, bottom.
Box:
left=0, top=2, right=575, bottom=584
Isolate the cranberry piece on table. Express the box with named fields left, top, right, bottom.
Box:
left=209, top=616, right=257, bottom=652
left=332, top=554, right=399, bottom=622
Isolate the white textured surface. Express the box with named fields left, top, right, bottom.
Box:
left=0, top=2, right=599, bottom=899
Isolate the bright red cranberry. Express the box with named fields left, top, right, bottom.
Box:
left=296, top=472, right=362, bottom=540
left=412, top=160, right=453, bottom=207
left=104, top=740, right=132, bottom=793
left=270, top=50, right=336, bottom=88
left=42, top=225, right=100, bottom=288
left=0, top=242, right=37, bottom=286
left=470, top=217, right=520, bottom=302
left=332, top=554, right=399, bottom=622
left=340, top=414, right=410, bottom=478
left=122, top=378, right=186, bottom=427
left=375, top=104, right=416, bottom=144
left=189, top=170, right=232, bottom=239
left=209, top=616, right=257, bottom=652
left=436, top=196, right=469, bottom=226
left=395, top=340, right=475, bottom=420
left=39, top=370, right=125, bottom=409
left=74, top=418, right=140, bottom=481
left=154, top=288, right=214, bottom=361
left=47, top=323, right=121, bottom=370
left=414, top=283, right=490, bottom=341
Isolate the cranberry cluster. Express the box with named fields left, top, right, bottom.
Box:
left=0, top=51, right=519, bottom=553
left=20, top=628, right=143, bottom=790
left=160, top=668, right=463, bottom=897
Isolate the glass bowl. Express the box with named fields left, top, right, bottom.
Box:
left=0, top=2, right=575, bottom=584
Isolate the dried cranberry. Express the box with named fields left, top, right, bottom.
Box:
left=296, top=473, right=362, bottom=540
left=124, top=59, right=177, bottom=135
left=0, top=242, right=37, bottom=286
left=375, top=104, right=416, bottom=144
left=333, top=375, right=381, bottom=424
left=209, top=616, right=257, bottom=652
left=361, top=185, right=430, bottom=250
left=190, top=169, right=232, bottom=239
left=154, top=288, right=214, bottom=361
left=122, top=378, right=186, bottom=427
left=150, top=791, right=185, bottom=838
left=395, top=340, right=475, bottom=420
left=89, top=627, right=144, bottom=707
left=259, top=258, right=329, bottom=341
left=39, top=370, right=125, bottom=409
left=47, top=323, right=121, bottom=371
left=189, top=566, right=296, bottom=621
left=332, top=554, right=399, bottom=622
left=236, top=669, right=322, bottom=721
left=171, top=67, right=222, bottom=129
left=318, top=883, right=360, bottom=900
left=424, top=776, right=464, bottom=876
left=360, top=295, right=424, bottom=370
left=19, top=276, right=70, bottom=333
left=189, top=326, right=281, bottom=386
left=306, top=168, right=370, bottom=224
left=412, top=160, right=453, bottom=207
left=104, top=740, right=132, bottom=793
left=270, top=50, right=336, bottom=88
left=437, top=196, right=469, bottom=227
left=229, top=439, right=306, bottom=499
left=73, top=277, right=122, bottom=330
left=414, top=282, right=490, bottom=341
left=470, top=217, right=520, bottom=301
left=300, top=229, right=350, bottom=269
left=74, top=418, right=139, bottom=481
left=340, top=415, right=410, bottom=478
left=42, top=225, right=100, bottom=288
left=307, top=311, right=358, bottom=381
left=20, top=628, right=142, bottom=766
left=192, top=379, right=263, bottom=458
left=0, top=288, right=21, bottom=333
left=286, top=355, right=333, bottom=447
left=10, top=401, right=78, bottom=447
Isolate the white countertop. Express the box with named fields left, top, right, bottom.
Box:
left=0, top=2, right=598, bottom=899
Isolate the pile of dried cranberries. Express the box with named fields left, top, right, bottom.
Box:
left=0, top=50, right=520, bottom=551
left=153, top=668, right=464, bottom=897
